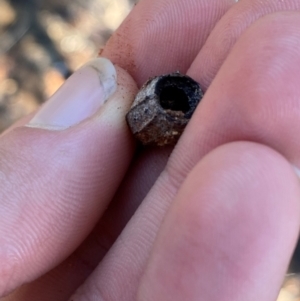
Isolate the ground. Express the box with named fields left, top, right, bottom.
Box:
left=0, top=0, right=136, bottom=131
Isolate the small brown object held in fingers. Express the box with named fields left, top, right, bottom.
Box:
left=126, top=72, right=204, bottom=146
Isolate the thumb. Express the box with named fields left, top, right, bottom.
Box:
left=0, top=58, right=137, bottom=296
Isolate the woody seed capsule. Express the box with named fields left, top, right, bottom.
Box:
left=126, top=72, right=203, bottom=146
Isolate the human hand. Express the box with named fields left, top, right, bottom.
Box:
left=1, top=0, right=300, bottom=300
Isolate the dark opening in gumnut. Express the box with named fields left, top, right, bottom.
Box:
left=154, top=75, right=201, bottom=119
left=159, top=85, right=190, bottom=113
left=126, top=72, right=204, bottom=146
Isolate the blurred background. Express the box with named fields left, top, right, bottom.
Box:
left=0, top=0, right=299, bottom=300
left=0, top=0, right=136, bottom=131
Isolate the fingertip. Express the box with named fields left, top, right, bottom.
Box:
left=139, top=142, right=300, bottom=301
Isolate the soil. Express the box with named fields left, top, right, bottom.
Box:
left=0, top=0, right=137, bottom=131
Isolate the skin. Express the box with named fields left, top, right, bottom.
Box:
left=1, top=0, right=300, bottom=300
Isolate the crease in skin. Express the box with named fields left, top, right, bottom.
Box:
left=188, top=0, right=300, bottom=89
left=292, top=166, right=300, bottom=180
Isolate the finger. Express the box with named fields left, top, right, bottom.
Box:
left=1, top=148, right=173, bottom=301
left=92, top=0, right=235, bottom=262
left=102, top=0, right=235, bottom=86
left=69, top=12, right=300, bottom=301
left=0, top=58, right=138, bottom=297
left=71, top=0, right=236, bottom=263
left=2, top=0, right=236, bottom=300
left=90, top=0, right=236, bottom=264
left=138, top=142, right=300, bottom=301
left=188, top=0, right=300, bottom=90
left=97, top=0, right=236, bottom=252
left=175, top=11, right=300, bottom=179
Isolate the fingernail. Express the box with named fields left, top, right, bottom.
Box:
left=27, top=58, right=117, bottom=130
